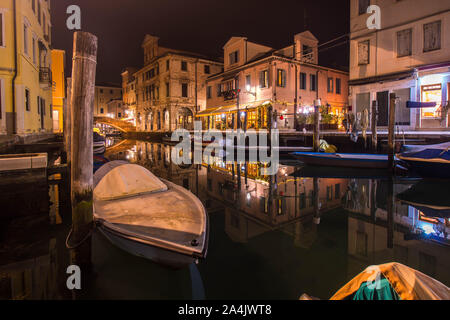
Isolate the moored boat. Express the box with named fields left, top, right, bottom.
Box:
left=301, top=263, right=450, bottom=300
left=93, top=161, right=209, bottom=269
left=93, top=130, right=106, bottom=155
left=397, top=142, right=450, bottom=179
left=291, top=152, right=390, bottom=169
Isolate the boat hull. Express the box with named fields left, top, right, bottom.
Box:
left=93, top=163, right=209, bottom=269
left=98, top=224, right=197, bottom=269
left=397, top=158, right=450, bottom=179
left=291, top=152, right=389, bottom=169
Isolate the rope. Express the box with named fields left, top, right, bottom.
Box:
left=65, top=222, right=99, bottom=250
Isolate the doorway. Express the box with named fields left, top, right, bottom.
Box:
left=377, top=91, right=389, bottom=126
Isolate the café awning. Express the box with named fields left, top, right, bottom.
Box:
left=406, top=101, right=437, bottom=109
left=196, top=101, right=271, bottom=117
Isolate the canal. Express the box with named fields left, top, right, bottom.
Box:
left=0, top=139, right=449, bottom=300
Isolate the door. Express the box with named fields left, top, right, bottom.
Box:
left=377, top=91, right=389, bottom=126
left=53, top=110, right=59, bottom=132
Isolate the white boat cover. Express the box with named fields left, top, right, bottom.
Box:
left=93, top=161, right=207, bottom=256
left=94, top=163, right=168, bottom=201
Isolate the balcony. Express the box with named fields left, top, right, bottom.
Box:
left=39, top=67, right=52, bottom=86
left=222, top=89, right=238, bottom=101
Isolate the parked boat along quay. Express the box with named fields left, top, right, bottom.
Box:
left=0, top=137, right=448, bottom=299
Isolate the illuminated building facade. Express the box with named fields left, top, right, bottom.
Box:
left=197, top=31, right=349, bottom=131
left=349, top=0, right=450, bottom=130
left=50, top=49, right=65, bottom=133
left=127, top=35, right=223, bottom=132
left=94, top=83, right=123, bottom=117
left=0, top=0, right=54, bottom=137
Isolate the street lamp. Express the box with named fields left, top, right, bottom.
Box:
left=245, top=84, right=256, bottom=97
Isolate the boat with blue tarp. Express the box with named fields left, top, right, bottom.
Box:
left=290, top=152, right=390, bottom=169
left=397, top=142, right=450, bottom=178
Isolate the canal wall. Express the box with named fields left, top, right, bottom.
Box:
left=0, top=133, right=57, bottom=153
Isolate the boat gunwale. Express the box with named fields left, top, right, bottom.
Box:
left=397, top=154, right=450, bottom=164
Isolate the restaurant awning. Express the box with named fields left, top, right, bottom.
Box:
left=196, top=101, right=272, bottom=117
left=406, top=101, right=437, bottom=109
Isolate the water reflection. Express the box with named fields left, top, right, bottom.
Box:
left=0, top=172, right=67, bottom=300
left=0, top=139, right=448, bottom=300
left=104, top=140, right=450, bottom=297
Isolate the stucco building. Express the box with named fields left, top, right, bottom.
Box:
left=50, top=49, right=65, bottom=133
left=121, top=67, right=138, bottom=122
left=0, top=0, right=53, bottom=137
left=197, top=31, right=349, bottom=132
left=349, top=0, right=450, bottom=130
left=125, top=34, right=223, bottom=132
left=94, top=82, right=122, bottom=117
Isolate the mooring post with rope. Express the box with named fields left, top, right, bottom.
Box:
left=69, top=31, right=98, bottom=269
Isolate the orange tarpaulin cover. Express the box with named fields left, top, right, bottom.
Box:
left=330, top=263, right=450, bottom=300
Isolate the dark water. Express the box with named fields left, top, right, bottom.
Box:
left=0, top=139, right=449, bottom=300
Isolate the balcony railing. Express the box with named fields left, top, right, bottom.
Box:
left=39, top=67, right=52, bottom=85
left=222, top=89, right=238, bottom=101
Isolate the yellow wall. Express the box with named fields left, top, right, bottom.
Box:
left=0, top=0, right=53, bottom=136
left=51, top=49, right=65, bottom=132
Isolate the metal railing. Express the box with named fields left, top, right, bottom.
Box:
left=39, top=67, right=52, bottom=85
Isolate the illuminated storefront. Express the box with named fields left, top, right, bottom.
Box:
left=421, top=84, right=442, bottom=119
left=196, top=103, right=271, bottom=131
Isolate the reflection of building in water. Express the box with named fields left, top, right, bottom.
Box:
left=201, top=159, right=348, bottom=245
left=343, top=179, right=450, bottom=286
left=107, top=141, right=199, bottom=195
left=0, top=178, right=60, bottom=300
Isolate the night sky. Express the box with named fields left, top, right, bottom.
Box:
left=51, top=0, right=350, bottom=84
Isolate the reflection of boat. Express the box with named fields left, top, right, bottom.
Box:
left=291, top=152, right=389, bottom=169
left=397, top=142, right=450, bottom=179
left=93, top=154, right=109, bottom=173
left=93, top=130, right=106, bottom=155
left=93, top=161, right=209, bottom=268
left=301, top=263, right=450, bottom=300
left=397, top=180, right=450, bottom=218
left=293, top=164, right=411, bottom=179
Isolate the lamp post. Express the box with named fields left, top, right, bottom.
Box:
left=235, top=76, right=240, bottom=130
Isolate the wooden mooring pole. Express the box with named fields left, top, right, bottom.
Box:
left=371, top=100, right=378, bottom=152
left=63, top=77, right=72, bottom=166
left=70, top=32, right=98, bottom=269
left=313, top=99, right=321, bottom=152
left=388, top=93, right=396, bottom=170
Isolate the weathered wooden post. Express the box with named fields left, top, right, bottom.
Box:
left=63, top=78, right=72, bottom=164
left=70, top=32, right=98, bottom=268
left=313, top=99, right=321, bottom=152
left=371, top=100, right=378, bottom=152
left=244, top=162, right=248, bottom=186
left=388, top=93, right=396, bottom=170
